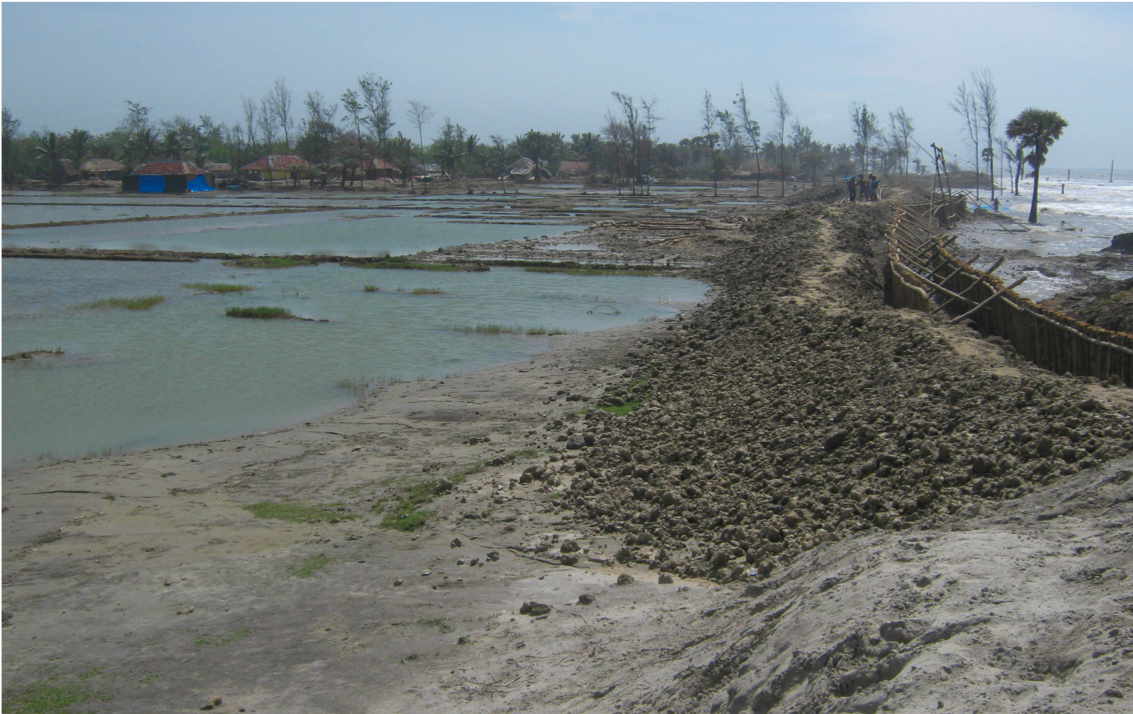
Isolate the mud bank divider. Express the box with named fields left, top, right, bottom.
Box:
left=884, top=202, right=1133, bottom=386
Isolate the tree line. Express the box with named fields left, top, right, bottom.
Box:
left=2, top=70, right=1065, bottom=212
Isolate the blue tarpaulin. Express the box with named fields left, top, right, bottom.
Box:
left=138, top=175, right=165, bottom=193
left=186, top=174, right=215, bottom=192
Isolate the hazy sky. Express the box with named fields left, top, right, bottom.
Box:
left=3, top=2, right=1130, bottom=169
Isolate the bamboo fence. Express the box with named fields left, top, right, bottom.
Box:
left=886, top=195, right=1133, bottom=386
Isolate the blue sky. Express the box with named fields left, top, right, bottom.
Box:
left=3, top=3, right=1130, bottom=169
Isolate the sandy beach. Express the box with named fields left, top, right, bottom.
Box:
left=4, top=185, right=1133, bottom=713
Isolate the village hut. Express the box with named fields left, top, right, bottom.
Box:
left=239, top=155, right=313, bottom=181
left=203, top=162, right=234, bottom=179
left=122, top=161, right=215, bottom=193
left=50, top=159, right=82, bottom=185
left=556, top=160, right=591, bottom=178
left=506, top=157, right=552, bottom=181
left=79, top=158, right=126, bottom=181
left=732, top=156, right=780, bottom=181
left=361, top=158, right=399, bottom=181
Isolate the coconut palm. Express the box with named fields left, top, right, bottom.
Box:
left=1005, top=108, right=1068, bottom=223
left=67, top=128, right=92, bottom=167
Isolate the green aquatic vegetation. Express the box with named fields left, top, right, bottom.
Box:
left=221, top=256, right=311, bottom=269
left=2, top=348, right=63, bottom=363
left=447, top=324, right=570, bottom=336
left=182, top=282, right=252, bottom=293
left=288, top=554, right=332, bottom=579
left=243, top=501, right=353, bottom=523
left=362, top=285, right=381, bottom=292
left=347, top=256, right=488, bottom=272
left=225, top=306, right=294, bottom=319
left=409, top=287, right=445, bottom=294
left=83, top=295, right=164, bottom=310
left=524, top=266, right=675, bottom=277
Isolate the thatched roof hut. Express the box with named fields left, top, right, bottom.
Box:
left=50, top=159, right=81, bottom=185
left=79, top=158, right=126, bottom=181
left=506, top=157, right=552, bottom=181
left=204, top=162, right=233, bottom=179
left=240, top=155, right=313, bottom=180
left=733, top=157, right=779, bottom=180
left=556, top=160, right=590, bottom=177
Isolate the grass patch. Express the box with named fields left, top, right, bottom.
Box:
left=182, top=282, right=252, bottom=293
left=221, top=256, right=311, bottom=269
left=378, top=479, right=449, bottom=532
left=288, top=554, right=332, bottom=579
left=243, top=501, right=353, bottom=523
left=83, top=295, right=164, bottom=310
left=225, top=306, right=293, bottom=319
left=598, top=398, right=646, bottom=416
left=363, top=285, right=381, bottom=292
left=408, top=287, right=445, bottom=294
left=418, top=617, right=455, bottom=633
left=192, top=626, right=251, bottom=648
left=3, top=677, right=114, bottom=714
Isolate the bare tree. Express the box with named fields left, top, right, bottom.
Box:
left=602, top=112, right=629, bottom=195
left=950, top=79, right=982, bottom=200
left=770, top=82, right=791, bottom=197
left=888, top=107, right=915, bottom=176
left=241, top=95, right=258, bottom=157
left=971, top=68, right=997, bottom=201
left=299, top=91, right=338, bottom=178
left=734, top=84, right=761, bottom=196
left=702, top=90, right=721, bottom=197
left=611, top=92, right=640, bottom=194
left=850, top=101, right=878, bottom=174
left=268, top=77, right=294, bottom=152
left=257, top=97, right=277, bottom=157
left=359, top=73, right=394, bottom=162
left=406, top=100, right=436, bottom=179
left=640, top=97, right=660, bottom=195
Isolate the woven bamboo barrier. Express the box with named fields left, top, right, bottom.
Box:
left=885, top=195, right=1133, bottom=386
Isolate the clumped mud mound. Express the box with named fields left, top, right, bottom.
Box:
left=629, top=458, right=1133, bottom=714
left=551, top=203, right=1133, bottom=581
left=1043, top=276, right=1133, bottom=335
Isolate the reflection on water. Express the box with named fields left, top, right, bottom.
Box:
left=2, top=258, right=706, bottom=469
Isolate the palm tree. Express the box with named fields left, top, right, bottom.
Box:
left=35, top=131, right=63, bottom=174
left=1005, top=108, right=1068, bottom=224
left=67, top=128, right=92, bottom=167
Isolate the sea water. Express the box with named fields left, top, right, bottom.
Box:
left=2, top=258, right=706, bottom=469
left=983, top=169, right=1133, bottom=257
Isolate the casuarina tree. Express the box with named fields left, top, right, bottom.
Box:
left=1005, top=108, right=1068, bottom=224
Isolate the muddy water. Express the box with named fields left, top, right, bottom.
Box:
left=2, top=258, right=706, bottom=469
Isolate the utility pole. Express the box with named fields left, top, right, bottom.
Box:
left=1110, top=160, right=1114, bottom=182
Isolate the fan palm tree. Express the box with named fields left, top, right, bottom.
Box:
left=1005, top=108, right=1068, bottom=223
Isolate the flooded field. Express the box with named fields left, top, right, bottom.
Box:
left=1, top=192, right=707, bottom=468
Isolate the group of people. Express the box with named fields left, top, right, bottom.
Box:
left=847, top=174, right=880, bottom=202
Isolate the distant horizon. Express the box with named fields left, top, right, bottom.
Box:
left=3, top=3, right=1131, bottom=168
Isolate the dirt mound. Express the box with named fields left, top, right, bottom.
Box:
left=551, top=203, right=1133, bottom=582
